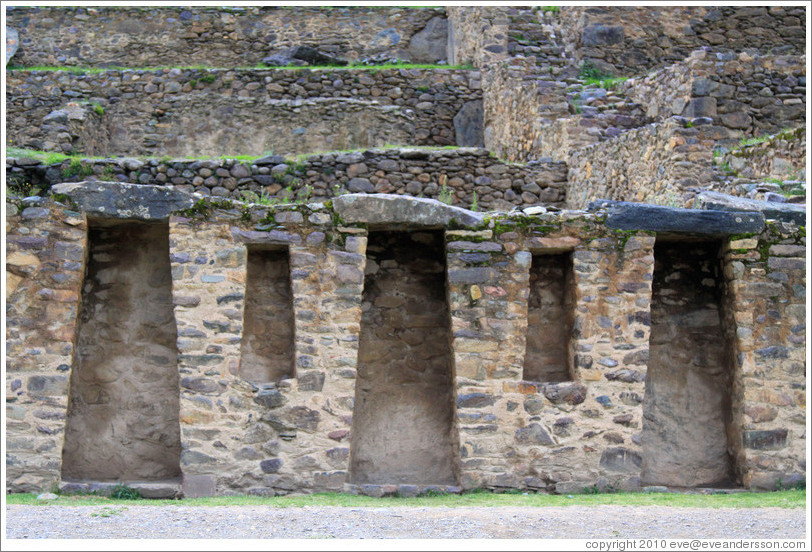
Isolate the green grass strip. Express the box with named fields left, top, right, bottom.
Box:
left=5, top=489, right=806, bottom=509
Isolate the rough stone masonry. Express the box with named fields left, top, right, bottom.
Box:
left=4, top=4, right=806, bottom=499
left=5, top=186, right=805, bottom=497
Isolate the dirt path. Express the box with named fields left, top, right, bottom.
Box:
left=5, top=504, right=807, bottom=540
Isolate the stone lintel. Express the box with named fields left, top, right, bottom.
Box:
left=51, top=181, right=196, bottom=221
left=695, top=191, right=806, bottom=226
left=588, top=199, right=765, bottom=236
left=332, top=193, right=486, bottom=228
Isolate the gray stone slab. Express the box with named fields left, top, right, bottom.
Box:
left=332, top=193, right=485, bottom=228
left=588, top=199, right=765, bottom=235
left=51, top=181, right=196, bottom=220
left=182, top=474, right=216, bottom=498
left=695, top=191, right=806, bottom=226
left=6, top=27, right=18, bottom=64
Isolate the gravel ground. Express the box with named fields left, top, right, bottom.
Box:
left=5, top=504, right=806, bottom=540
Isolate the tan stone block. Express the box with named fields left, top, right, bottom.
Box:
left=504, top=242, right=519, bottom=255
left=744, top=404, right=777, bottom=423
left=455, top=356, right=486, bottom=380
left=729, top=238, right=758, bottom=250
left=527, top=236, right=580, bottom=251
left=226, top=272, right=246, bottom=285
left=502, top=381, right=538, bottom=394
left=747, top=388, right=794, bottom=407
left=7, top=251, right=40, bottom=267
left=447, top=230, right=493, bottom=239
left=469, top=285, right=482, bottom=301
left=580, top=369, right=603, bottom=381
left=181, top=409, right=216, bottom=424
left=6, top=272, right=23, bottom=297
left=454, top=338, right=499, bottom=353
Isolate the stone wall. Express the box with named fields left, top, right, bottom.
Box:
left=482, top=58, right=567, bottom=163
left=566, top=117, right=716, bottom=209
left=446, top=7, right=508, bottom=68
left=6, top=67, right=480, bottom=156
left=718, top=127, right=807, bottom=183
left=6, top=199, right=88, bottom=493
left=6, top=148, right=569, bottom=211
left=483, top=56, right=652, bottom=163
left=623, top=51, right=807, bottom=148
left=7, top=6, right=447, bottom=67
left=559, top=6, right=806, bottom=77
left=5, top=188, right=805, bottom=496
left=724, top=223, right=806, bottom=490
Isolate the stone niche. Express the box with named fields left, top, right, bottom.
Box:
left=62, top=220, right=181, bottom=482
left=239, top=246, right=296, bottom=383
left=523, top=252, right=575, bottom=382
left=349, top=230, right=459, bottom=485
left=641, top=239, right=734, bottom=487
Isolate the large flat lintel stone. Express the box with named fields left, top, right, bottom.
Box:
left=588, top=200, right=765, bottom=236
left=332, top=193, right=485, bottom=228
left=695, top=191, right=806, bottom=226
left=51, top=181, right=196, bottom=220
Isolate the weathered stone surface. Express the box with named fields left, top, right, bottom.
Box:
left=454, top=100, right=484, bottom=147
left=600, top=447, right=642, bottom=473
left=457, top=393, right=494, bottom=408
left=590, top=200, right=765, bottom=235
left=407, top=16, right=448, bottom=63
left=605, top=369, right=645, bottom=383
left=515, top=423, right=554, bottom=446
left=743, top=429, right=788, bottom=450
left=254, top=389, right=286, bottom=409
left=130, top=481, right=182, bottom=499
left=6, top=27, right=19, bottom=64
left=581, top=24, right=624, bottom=47
left=260, top=459, right=283, bottom=473
left=332, top=194, right=485, bottom=228
left=51, top=182, right=195, bottom=220
left=695, top=191, right=806, bottom=226
left=541, top=382, right=587, bottom=406
left=263, top=45, right=348, bottom=67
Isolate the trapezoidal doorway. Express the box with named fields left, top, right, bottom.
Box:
left=641, top=239, right=735, bottom=487
left=61, top=220, right=181, bottom=482
left=349, top=230, right=459, bottom=486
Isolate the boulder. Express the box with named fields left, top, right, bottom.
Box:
left=263, top=45, right=347, bottom=67
left=581, top=24, right=624, bottom=47
left=454, top=100, right=484, bottom=147
left=407, top=16, right=448, bottom=63
left=368, top=28, right=400, bottom=50
left=6, top=27, right=18, bottom=65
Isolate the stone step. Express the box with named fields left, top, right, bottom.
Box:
left=59, top=479, right=183, bottom=498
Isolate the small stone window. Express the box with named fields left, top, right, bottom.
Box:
left=523, top=252, right=575, bottom=382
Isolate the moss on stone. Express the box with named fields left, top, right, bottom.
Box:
left=177, top=197, right=212, bottom=220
